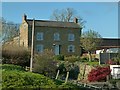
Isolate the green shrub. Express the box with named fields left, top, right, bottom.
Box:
left=57, top=63, right=66, bottom=74
left=54, top=79, right=64, bottom=85
left=1, top=64, right=25, bottom=71
left=69, top=65, right=79, bottom=79
left=2, top=70, right=82, bottom=89
left=54, top=55, right=64, bottom=61
left=2, top=70, right=56, bottom=89
left=65, top=56, right=80, bottom=63
left=57, top=62, right=80, bottom=80
left=112, top=53, right=120, bottom=65
left=1, top=64, right=89, bottom=89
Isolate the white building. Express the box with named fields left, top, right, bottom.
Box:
left=110, top=65, right=120, bottom=79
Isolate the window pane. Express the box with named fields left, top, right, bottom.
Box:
left=36, top=44, right=43, bottom=53
left=68, top=34, right=75, bottom=41
left=37, top=32, right=43, bottom=40
left=54, top=33, right=60, bottom=41
left=68, top=45, right=75, bottom=52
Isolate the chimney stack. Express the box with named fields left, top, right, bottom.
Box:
left=74, top=17, right=78, bottom=23
left=23, top=14, right=27, bottom=21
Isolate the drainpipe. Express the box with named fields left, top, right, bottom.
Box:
left=30, top=18, right=35, bottom=72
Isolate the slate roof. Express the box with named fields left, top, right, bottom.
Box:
left=100, top=38, right=120, bottom=48
left=26, top=19, right=80, bottom=29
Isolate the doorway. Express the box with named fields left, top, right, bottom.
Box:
left=54, top=45, right=60, bottom=55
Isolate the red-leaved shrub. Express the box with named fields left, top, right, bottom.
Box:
left=88, top=66, right=111, bottom=82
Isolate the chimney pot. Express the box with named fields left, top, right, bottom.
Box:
left=74, top=17, right=78, bottom=23
left=23, top=14, right=27, bottom=21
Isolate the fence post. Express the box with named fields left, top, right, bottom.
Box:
left=65, top=72, right=69, bottom=83
left=55, top=70, right=60, bottom=79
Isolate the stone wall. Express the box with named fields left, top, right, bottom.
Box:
left=78, top=63, right=94, bottom=82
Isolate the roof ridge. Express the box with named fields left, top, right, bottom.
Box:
left=25, top=19, right=80, bottom=28
left=26, top=19, right=75, bottom=23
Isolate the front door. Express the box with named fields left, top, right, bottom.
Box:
left=54, top=45, right=60, bottom=55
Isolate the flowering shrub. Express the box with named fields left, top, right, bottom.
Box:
left=54, top=55, right=64, bottom=61
left=88, top=66, right=111, bottom=82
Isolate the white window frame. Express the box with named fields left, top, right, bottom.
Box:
left=68, top=33, right=75, bottom=41
left=68, top=45, right=75, bottom=52
left=36, top=44, right=44, bottom=53
left=36, top=32, right=43, bottom=41
left=54, top=33, right=60, bottom=41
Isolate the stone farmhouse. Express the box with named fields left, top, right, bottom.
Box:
left=20, top=14, right=82, bottom=56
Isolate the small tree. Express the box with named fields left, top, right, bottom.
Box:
left=80, top=30, right=102, bottom=61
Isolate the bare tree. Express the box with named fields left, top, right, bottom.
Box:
left=80, top=30, right=102, bottom=61
left=0, top=17, right=20, bottom=43
left=50, top=8, right=86, bottom=28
